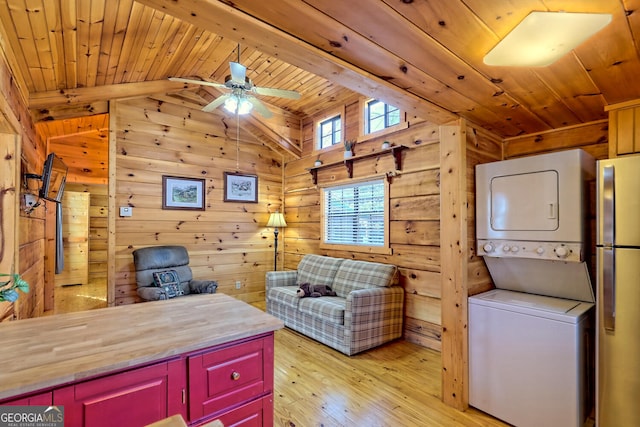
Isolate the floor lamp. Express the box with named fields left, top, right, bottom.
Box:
left=267, top=211, right=287, bottom=271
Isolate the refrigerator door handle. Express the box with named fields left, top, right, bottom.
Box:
left=602, top=165, right=615, bottom=246
left=602, top=165, right=616, bottom=331
left=603, top=247, right=616, bottom=331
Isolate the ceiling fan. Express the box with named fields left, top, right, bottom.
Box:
left=169, top=48, right=301, bottom=119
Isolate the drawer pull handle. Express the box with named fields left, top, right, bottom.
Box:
left=231, top=371, right=241, bottom=381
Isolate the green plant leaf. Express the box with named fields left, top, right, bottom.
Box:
left=0, top=289, right=19, bottom=302
left=0, top=273, right=29, bottom=298
left=14, top=276, right=29, bottom=292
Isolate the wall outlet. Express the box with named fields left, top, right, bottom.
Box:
left=235, top=280, right=242, bottom=290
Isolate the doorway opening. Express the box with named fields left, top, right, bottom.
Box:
left=36, top=114, right=109, bottom=315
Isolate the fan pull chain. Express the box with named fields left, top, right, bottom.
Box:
left=236, top=111, right=240, bottom=171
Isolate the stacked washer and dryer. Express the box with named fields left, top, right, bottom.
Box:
left=470, top=149, right=596, bottom=427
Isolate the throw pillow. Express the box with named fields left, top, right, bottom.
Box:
left=152, top=269, right=184, bottom=298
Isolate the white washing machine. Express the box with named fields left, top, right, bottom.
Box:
left=469, top=289, right=594, bottom=427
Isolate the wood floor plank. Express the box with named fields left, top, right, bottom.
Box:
left=273, top=328, right=507, bottom=427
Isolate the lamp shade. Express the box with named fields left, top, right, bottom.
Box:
left=224, top=93, right=254, bottom=115
left=267, top=211, right=287, bottom=228
left=483, top=12, right=612, bottom=67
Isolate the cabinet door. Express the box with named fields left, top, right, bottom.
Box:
left=54, top=359, right=186, bottom=427
left=188, top=335, right=274, bottom=422
left=1, top=392, right=52, bottom=406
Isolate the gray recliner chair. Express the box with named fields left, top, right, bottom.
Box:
left=133, top=245, right=218, bottom=301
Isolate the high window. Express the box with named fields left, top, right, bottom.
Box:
left=322, top=179, right=387, bottom=248
left=365, top=100, right=400, bottom=134
left=318, top=115, right=342, bottom=149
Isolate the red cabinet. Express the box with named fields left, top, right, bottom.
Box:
left=0, top=332, right=275, bottom=427
left=54, top=358, right=186, bottom=427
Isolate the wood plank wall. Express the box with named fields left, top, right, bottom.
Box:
left=284, top=100, right=446, bottom=350
left=466, top=126, right=502, bottom=297
left=503, top=120, right=609, bottom=160
left=112, top=97, right=285, bottom=306
left=0, top=42, right=46, bottom=320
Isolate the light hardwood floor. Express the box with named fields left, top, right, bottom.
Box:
left=273, top=327, right=507, bottom=427
left=51, top=281, right=107, bottom=314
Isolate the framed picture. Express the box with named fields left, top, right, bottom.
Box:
left=224, top=172, right=258, bottom=203
left=162, top=176, right=206, bottom=210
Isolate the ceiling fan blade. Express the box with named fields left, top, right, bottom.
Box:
left=229, top=62, right=247, bottom=85
left=254, top=86, right=301, bottom=100
left=202, top=94, right=232, bottom=112
left=247, top=97, right=273, bottom=118
left=169, top=77, right=227, bottom=89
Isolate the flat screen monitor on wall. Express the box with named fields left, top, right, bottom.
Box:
left=40, top=153, right=68, bottom=203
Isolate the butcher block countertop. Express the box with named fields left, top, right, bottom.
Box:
left=0, top=293, right=284, bottom=400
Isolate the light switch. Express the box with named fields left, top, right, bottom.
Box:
left=119, top=206, right=133, bottom=217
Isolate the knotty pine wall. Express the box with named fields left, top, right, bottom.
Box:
left=284, top=99, right=447, bottom=350
left=0, top=43, right=47, bottom=321
left=465, top=126, right=502, bottom=298
left=283, top=105, right=501, bottom=352
left=112, top=97, right=284, bottom=306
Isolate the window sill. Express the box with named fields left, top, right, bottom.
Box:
left=361, top=121, right=409, bottom=140
left=319, top=242, right=393, bottom=255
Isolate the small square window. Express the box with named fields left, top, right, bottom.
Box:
left=318, top=115, right=342, bottom=149
left=365, top=100, right=400, bottom=134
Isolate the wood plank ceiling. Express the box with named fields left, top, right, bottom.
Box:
left=2, top=0, right=639, bottom=152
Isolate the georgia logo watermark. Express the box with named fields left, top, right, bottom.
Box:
left=0, top=405, right=64, bottom=427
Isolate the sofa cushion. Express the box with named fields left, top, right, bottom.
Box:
left=296, top=254, right=344, bottom=288
left=298, top=297, right=346, bottom=325
left=332, top=260, right=397, bottom=296
left=266, top=286, right=300, bottom=309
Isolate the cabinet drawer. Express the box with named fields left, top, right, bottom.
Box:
left=188, top=336, right=272, bottom=422
left=216, top=394, right=273, bottom=427
left=194, top=394, right=273, bottom=427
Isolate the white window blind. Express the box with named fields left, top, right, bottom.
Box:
left=323, top=180, right=385, bottom=246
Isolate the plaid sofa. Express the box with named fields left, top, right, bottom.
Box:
left=266, top=254, right=404, bottom=355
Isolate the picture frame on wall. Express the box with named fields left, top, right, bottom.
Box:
left=162, top=175, right=206, bottom=210
left=224, top=172, right=258, bottom=203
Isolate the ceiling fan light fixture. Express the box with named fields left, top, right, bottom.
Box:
left=223, top=94, right=253, bottom=115
left=483, top=11, right=612, bottom=67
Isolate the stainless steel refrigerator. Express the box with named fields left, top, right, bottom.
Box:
left=596, top=155, right=640, bottom=426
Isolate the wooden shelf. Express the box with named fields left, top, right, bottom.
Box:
left=307, top=145, right=408, bottom=184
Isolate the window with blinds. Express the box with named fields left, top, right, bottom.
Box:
left=323, top=180, right=385, bottom=246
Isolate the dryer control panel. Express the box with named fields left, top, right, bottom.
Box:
left=477, top=239, right=584, bottom=262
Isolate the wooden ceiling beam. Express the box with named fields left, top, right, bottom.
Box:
left=136, top=0, right=457, bottom=126
left=28, top=80, right=188, bottom=110
left=31, top=101, right=110, bottom=123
